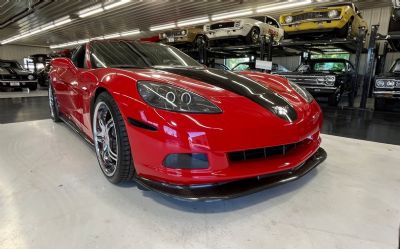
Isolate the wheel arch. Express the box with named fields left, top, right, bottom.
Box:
left=90, top=86, right=109, bottom=124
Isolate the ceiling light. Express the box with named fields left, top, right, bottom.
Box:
left=104, top=33, right=121, bottom=39
left=91, top=36, right=105, bottom=40
left=150, top=23, right=176, bottom=31
left=54, top=16, right=72, bottom=26
left=211, top=9, right=253, bottom=21
left=104, top=0, right=130, bottom=10
left=77, top=39, right=90, bottom=44
left=40, top=23, right=55, bottom=31
left=120, top=29, right=141, bottom=36
left=78, top=4, right=104, bottom=18
left=256, top=0, right=312, bottom=13
left=177, top=16, right=210, bottom=27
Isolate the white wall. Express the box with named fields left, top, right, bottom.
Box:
left=0, top=44, right=51, bottom=64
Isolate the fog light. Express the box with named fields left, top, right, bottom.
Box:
left=163, top=153, right=209, bottom=169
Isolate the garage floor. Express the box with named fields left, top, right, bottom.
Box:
left=0, top=119, right=399, bottom=249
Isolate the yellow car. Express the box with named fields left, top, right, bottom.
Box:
left=159, top=27, right=207, bottom=47
left=279, top=2, right=368, bottom=39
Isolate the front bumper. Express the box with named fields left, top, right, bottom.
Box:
left=161, top=35, right=193, bottom=44
left=303, top=86, right=338, bottom=95
left=0, top=80, right=37, bottom=88
left=135, top=147, right=327, bottom=201
left=374, top=90, right=400, bottom=99
left=206, top=26, right=251, bottom=40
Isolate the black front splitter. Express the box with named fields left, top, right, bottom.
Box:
left=135, top=147, right=327, bottom=201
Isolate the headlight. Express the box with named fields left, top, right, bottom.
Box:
left=27, top=74, right=35, bottom=80
left=181, top=30, right=187, bottom=35
left=289, top=81, right=313, bottom=103
left=386, top=80, right=395, bottom=88
left=234, top=21, right=241, bottom=28
left=326, top=76, right=336, bottom=86
left=328, top=10, right=339, bottom=18
left=375, top=80, right=385, bottom=88
left=285, top=16, right=293, bottom=24
left=161, top=33, right=167, bottom=38
left=137, top=81, right=222, bottom=113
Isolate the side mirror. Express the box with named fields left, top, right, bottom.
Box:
left=51, top=58, right=76, bottom=70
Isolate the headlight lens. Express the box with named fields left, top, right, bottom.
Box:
left=328, top=10, right=339, bottom=18
left=27, top=74, right=35, bottom=80
left=326, top=76, right=336, bottom=86
left=289, top=81, right=314, bottom=103
left=181, top=30, right=187, bottom=35
left=137, top=81, right=222, bottom=113
left=285, top=16, right=293, bottom=24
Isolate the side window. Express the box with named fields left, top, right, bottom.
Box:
left=347, top=62, right=354, bottom=72
left=71, top=45, right=86, bottom=69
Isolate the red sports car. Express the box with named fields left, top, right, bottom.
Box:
left=49, top=39, right=326, bottom=200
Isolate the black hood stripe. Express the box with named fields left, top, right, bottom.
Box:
left=157, top=68, right=297, bottom=122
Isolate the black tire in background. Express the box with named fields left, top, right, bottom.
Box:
left=48, top=86, right=61, bottom=122
left=93, top=92, right=135, bottom=184
left=28, top=83, right=38, bottom=91
left=246, top=27, right=260, bottom=44
left=374, top=97, right=387, bottom=111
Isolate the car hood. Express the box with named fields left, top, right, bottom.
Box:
left=0, top=67, right=31, bottom=75
left=120, top=67, right=314, bottom=123
left=279, top=71, right=342, bottom=76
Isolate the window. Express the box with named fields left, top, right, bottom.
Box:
left=314, top=62, right=346, bottom=72
left=265, top=17, right=281, bottom=28
left=71, top=45, right=86, bottom=68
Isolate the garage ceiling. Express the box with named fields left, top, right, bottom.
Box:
left=0, top=0, right=393, bottom=48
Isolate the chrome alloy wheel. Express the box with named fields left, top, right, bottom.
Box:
left=93, top=102, right=119, bottom=177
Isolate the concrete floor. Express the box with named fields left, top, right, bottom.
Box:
left=0, top=119, right=399, bottom=249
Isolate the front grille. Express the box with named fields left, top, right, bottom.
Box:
left=292, top=11, right=330, bottom=22
left=210, top=22, right=235, bottom=30
left=228, top=140, right=305, bottom=163
left=284, top=75, right=327, bottom=87
left=0, top=74, right=28, bottom=81
left=165, top=30, right=184, bottom=37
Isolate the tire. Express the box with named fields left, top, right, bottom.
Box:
left=374, top=97, right=387, bottom=111
left=48, top=86, right=61, bottom=122
left=28, top=83, right=37, bottom=91
left=328, top=91, right=341, bottom=106
left=92, top=92, right=134, bottom=184
left=338, top=19, right=353, bottom=38
left=193, top=35, right=207, bottom=48
left=246, top=27, right=260, bottom=44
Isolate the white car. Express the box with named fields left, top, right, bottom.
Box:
left=204, top=16, right=284, bottom=45
left=393, top=0, right=400, bottom=8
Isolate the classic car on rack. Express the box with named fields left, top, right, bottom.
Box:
left=279, top=2, right=368, bottom=39
left=373, top=59, right=400, bottom=111
left=204, top=16, right=284, bottom=46
left=0, top=59, right=37, bottom=90
left=232, top=61, right=290, bottom=74
left=159, top=27, right=207, bottom=47
left=48, top=39, right=326, bottom=200
left=279, top=58, right=357, bottom=106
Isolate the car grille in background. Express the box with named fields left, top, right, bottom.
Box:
left=165, top=30, right=183, bottom=37
left=292, top=11, right=330, bottom=22
left=228, top=140, right=306, bottom=163
left=283, top=75, right=327, bottom=86
left=210, top=22, right=235, bottom=30
left=0, top=74, right=28, bottom=80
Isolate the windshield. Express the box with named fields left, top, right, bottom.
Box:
left=296, top=61, right=346, bottom=73
left=90, top=40, right=202, bottom=68
left=390, top=60, right=400, bottom=73
left=0, top=61, right=23, bottom=69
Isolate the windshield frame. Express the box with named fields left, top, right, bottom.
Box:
left=295, top=60, right=347, bottom=73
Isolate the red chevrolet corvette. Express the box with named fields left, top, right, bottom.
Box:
left=49, top=39, right=326, bottom=200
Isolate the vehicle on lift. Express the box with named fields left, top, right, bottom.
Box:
left=279, top=58, right=357, bottom=106
left=204, top=16, right=284, bottom=46
left=139, top=35, right=161, bottom=43
left=29, top=54, right=51, bottom=87
left=279, top=2, right=368, bottom=39
left=0, top=59, right=37, bottom=90
left=48, top=39, right=326, bottom=200
left=373, top=59, right=400, bottom=111
left=159, top=27, right=207, bottom=48
left=387, top=7, right=400, bottom=51
left=232, top=61, right=290, bottom=74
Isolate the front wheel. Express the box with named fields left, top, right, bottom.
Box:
left=246, top=27, right=260, bottom=44
left=93, top=92, right=135, bottom=184
left=328, top=91, right=341, bottom=106
left=374, top=97, right=387, bottom=111
left=28, top=83, right=37, bottom=91
left=48, top=86, right=61, bottom=122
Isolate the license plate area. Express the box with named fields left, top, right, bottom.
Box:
left=10, top=82, right=20, bottom=86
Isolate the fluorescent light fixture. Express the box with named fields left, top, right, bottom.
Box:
left=41, top=23, right=55, bottom=31
left=104, top=33, right=121, bottom=39
left=91, top=36, right=105, bottom=40
left=256, top=0, right=312, bottom=13
left=211, top=9, right=253, bottom=21
left=150, top=23, right=176, bottom=31
left=77, top=39, right=90, bottom=44
left=120, top=29, right=140, bottom=36
left=78, top=4, right=104, bottom=18
left=177, top=16, right=210, bottom=27
left=54, top=16, right=72, bottom=26
left=104, top=0, right=130, bottom=10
